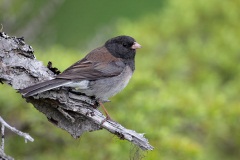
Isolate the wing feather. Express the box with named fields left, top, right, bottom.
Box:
left=56, top=47, right=125, bottom=80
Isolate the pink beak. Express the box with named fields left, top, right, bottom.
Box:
left=131, top=42, right=142, bottom=49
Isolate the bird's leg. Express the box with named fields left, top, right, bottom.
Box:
left=99, top=101, right=112, bottom=123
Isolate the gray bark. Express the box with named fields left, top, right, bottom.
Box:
left=0, top=148, right=14, bottom=160
left=0, top=32, right=153, bottom=158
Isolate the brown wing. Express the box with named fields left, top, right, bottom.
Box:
left=56, top=46, right=125, bottom=80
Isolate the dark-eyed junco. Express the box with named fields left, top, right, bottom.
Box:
left=20, top=35, right=141, bottom=119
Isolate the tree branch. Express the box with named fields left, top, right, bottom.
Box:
left=0, top=117, right=34, bottom=144
left=0, top=32, right=153, bottom=151
left=0, top=148, right=14, bottom=160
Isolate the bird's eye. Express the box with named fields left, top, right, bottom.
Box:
left=122, top=43, right=127, bottom=47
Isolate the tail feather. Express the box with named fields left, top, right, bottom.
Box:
left=20, top=79, right=71, bottom=97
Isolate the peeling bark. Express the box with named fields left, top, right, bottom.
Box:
left=0, top=32, right=154, bottom=153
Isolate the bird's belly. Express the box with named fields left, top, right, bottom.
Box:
left=81, top=66, right=133, bottom=102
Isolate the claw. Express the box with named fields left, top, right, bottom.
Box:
left=100, top=115, right=112, bottom=125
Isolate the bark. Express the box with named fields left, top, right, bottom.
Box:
left=0, top=32, right=154, bottom=155
left=0, top=148, right=14, bottom=160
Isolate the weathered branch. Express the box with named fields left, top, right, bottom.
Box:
left=0, top=148, right=14, bottom=160
left=0, top=116, right=34, bottom=154
left=0, top=32, right=153, bottom=151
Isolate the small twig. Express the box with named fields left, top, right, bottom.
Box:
left=0, top=116, right=34, bottom=143
left=1, top=123, right=4, bottom=151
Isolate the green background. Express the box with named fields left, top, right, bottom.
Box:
left=1, top=0, right=240, bottom=159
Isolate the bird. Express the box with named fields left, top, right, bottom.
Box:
left=20, top=35, right=141, bottom=121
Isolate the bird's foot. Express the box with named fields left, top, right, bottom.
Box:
left=100, top=115, right=112, bottom=125
left=98, top=101, right=116, bottom=125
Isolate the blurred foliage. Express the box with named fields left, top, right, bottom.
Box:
left=0, top=0, right=164, bottom=48
left=1, top=0, right=240, bottom=159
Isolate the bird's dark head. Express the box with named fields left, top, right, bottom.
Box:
left=105, top=35, right=141, bottom=60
